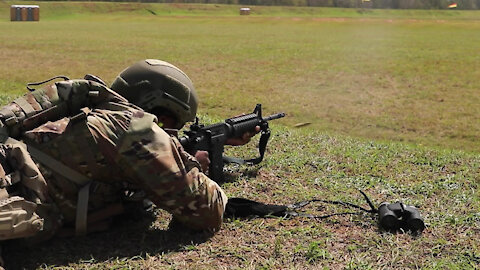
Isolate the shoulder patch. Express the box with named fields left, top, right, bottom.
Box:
left=127, top=111, right=157, bottom=135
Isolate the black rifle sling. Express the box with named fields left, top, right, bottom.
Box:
left=223, top=129, right=271, bottom=165
left=225, top=190, right=377, bottom=219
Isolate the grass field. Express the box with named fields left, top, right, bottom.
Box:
left=0, top=2, right=479, bottom=269
left=1, top=1, right=480, bottom=152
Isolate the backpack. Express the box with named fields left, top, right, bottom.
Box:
left=0, top=76, right=126, bottom=239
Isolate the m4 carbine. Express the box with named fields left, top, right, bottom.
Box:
left=179, top=104, right=285, bottom=182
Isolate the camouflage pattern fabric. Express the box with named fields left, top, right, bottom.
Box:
left=0, top=143, right=48, bottom=203
left=87, top=106, right=227, bottom=231
left=8, top=81, right=229, bottom=233
left=0, top=79, right=127, bottom=141
left=0, top=143, right=62, bottom=242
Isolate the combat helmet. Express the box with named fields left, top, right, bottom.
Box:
left=111, top=59, right=198, bottom=129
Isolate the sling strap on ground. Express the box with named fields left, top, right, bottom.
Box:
left=225, top=190, right=377, bottom=219
left=225, top=191, right=425, bottom=234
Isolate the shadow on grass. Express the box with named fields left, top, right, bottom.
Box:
left=2, top=170, right=250, bottom=269
left=221, top=166, right=261, bottom=183
left=2, top=211, right=212, bottom=269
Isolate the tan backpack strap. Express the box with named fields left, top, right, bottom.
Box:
left=5, top=138, right=90, bottom=186
left=75, top=182, right=90, bottom=236
left=4, top=137, right=91, bottom=235
left=13, top=97, right=36, bottom=117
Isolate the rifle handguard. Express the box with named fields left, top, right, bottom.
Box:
left=179, top=104, right=285, bottom=181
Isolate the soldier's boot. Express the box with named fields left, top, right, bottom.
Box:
left=0, top=196, right=44, bottom=241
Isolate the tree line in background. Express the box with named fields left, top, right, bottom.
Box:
left=127, top=0, right=480, bottom=9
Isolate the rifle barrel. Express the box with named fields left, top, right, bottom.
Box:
left=263, top=112, right=285, bottom=122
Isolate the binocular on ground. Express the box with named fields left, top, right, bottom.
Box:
left=378, top=202, right=425, bottom=233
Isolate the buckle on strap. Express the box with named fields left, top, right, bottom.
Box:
left=13, top=97, right=36, bottom=117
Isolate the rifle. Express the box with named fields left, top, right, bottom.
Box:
left=179, top=104, right=285, bottom=182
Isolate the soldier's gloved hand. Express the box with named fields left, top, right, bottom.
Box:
left=194, top=150, right=210, bottom=173
left=226, top=126, right=261, bottom=146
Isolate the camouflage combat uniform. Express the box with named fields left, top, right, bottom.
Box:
left=0, top=79, right=228, bottom=243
